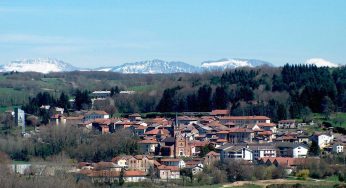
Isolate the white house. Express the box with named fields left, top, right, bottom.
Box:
left=332, top=143, right=344, bottom=154
left=311, top=132, right=334, bottom=149
left=160, top=158, right=186, bottom=168
left=276, top=142, right=308, bottom=158
left=157, top=165, right=180, bottom=179
left=83, top=111, right=110, bottom=122
left=218, top=143, right=276, bottom=162
left=278, top=120, right=296, bottom=129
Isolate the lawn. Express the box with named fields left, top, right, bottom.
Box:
left=324, top=175, right=340, bottom=182
left=128, top=84, right=158, bottom=92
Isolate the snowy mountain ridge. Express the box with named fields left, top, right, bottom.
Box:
left=0, top=57, right=341, bottom=74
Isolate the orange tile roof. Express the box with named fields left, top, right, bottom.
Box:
left=138, top=139, right=158, bottom=144
left=258, top=131, right=273, bottom=136
left=210, top=109, right=229, bottom=116
left=157, top=165, right=180, bottom=171
left=216, top=130, right=229, bottom=134
left=161, top=158, right=181, bottom=162
left=216, top=138, right=228, bottom=143
left=229, top=127, right=254, bottom=133
left=206, top=151, right=220, bottom=156
left=257, top=123, right=276, bottom=127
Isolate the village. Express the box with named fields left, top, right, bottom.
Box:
left=7, top=90, right=345, bottom=185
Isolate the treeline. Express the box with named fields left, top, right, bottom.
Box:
left=153, top=65, right=346, bottom=121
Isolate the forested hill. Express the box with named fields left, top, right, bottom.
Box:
left=156, top=64, right=345, bottom=122
left=1, top=64, right=346, bottom=122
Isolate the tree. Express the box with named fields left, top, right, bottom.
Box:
left=197, top=85, right=212, bottom=112
left=199, top=143, right=215, bottom=157
left=213, top=86, right=228, bottom=109
left=321, top=96, right=334, bottom=119
left=74, top=90, right=91, bottom=110
left=147, top=166, right=156, bottom=182
left=309, top=141, right=320, bottom=156
left=119, top=168, right=125, bottom=186
left=57, top=91, right=70, bottom=110
left=296, top=169, right=310, bottom=180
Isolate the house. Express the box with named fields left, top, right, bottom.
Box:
left=112, top=155, right=133, bottom=168
left=64, top=116, right=84, bottom=125
left=91, top=91, right=111, bottom=99
left=128, top=113, right=142, bottom=122
left=50, top=114, right=65, bottom=125
left=177, top=116, right=198, bottom=125
left=160, top=158, right=185, bottom=168
left=276, top=142, right=308, bottom=158
left=210, top=109, right=230, bottom=116
left=111, top=155, right=155, bottom=172
left=93, top=161, right=122, bottom=171
left=218, top=116, right=271, bottom=125
left=83, top=111, right=109, bottom=122
left=218, top=143, right=276, bottom=162
left=144, top=128, right=170, bottom=141
left=228, top=128, right=254, bottom=143
left=185, top=161, right=204, bottom=175
left=157, top=165, right=180, bottom=179
left=256, top=123, right=277, bottom=134
left=311, top=132, right=334, bottom=149
left=219, top=144, right=253, bottom=161
left=278, top=120, right=296, bottom=129
left=204, top=151, right=220, bottom=166
left=332, top=143, right=344, bottom=153
left=131, top=155, right=155, bottom=172
left=134, top=125, right=147, bottom=136
left=138, top=139, right=159, bottom=154
left=88, top=170, right=147, bottom=183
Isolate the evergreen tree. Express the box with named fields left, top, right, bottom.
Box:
left=119, top=168, right=125, bottom=186
left=57, top=91, right=70, bottom=110
left=321, top=96, right=334, bottom=119
left=309, top=141, right=320, bottom=156
left=197, top=85, right=212, bottom=112
left=213, top=86, right=228, bottom=109
left=74, top=89, right=92, bottom=110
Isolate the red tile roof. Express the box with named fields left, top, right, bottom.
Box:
left=210, top=109, right=229, bottom=116
left=138, top=139, right=158, bottom=144
left=257, top=123, right=276, bottom=127
left=206, top=151, right=220, bottom=156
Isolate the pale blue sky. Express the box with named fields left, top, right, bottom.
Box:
left=0, top=0, right=345, bottom=67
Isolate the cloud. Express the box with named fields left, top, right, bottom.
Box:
left=305, top=58, right=339, bottom=67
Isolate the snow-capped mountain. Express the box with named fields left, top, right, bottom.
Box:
left=0, top=58, right=274, bottom=74
left=201, top=58, right=272, bottom=71
left=109, top=59, right=201, bottom=74
left=0, top=58, right=78, bottom=74
left=305, top=58, right=339, bottom=68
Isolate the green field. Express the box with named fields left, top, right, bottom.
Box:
left=0, top=88, right=28, bottom=107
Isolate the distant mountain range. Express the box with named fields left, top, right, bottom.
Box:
left=0, top=58, right=78, bottom=74
left=0, top=57, right=340, bottom=74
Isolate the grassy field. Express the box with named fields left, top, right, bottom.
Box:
left=127, top=84, right=159, bottom=92
left=223, top=179, right=344, bottom=188
left=0, top=88, right=28, bottom=107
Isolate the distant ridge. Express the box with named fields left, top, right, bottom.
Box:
left=0, top=58, right=78, bottom=74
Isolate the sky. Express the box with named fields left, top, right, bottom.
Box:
left=0, top=0, right=345, bottom=68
